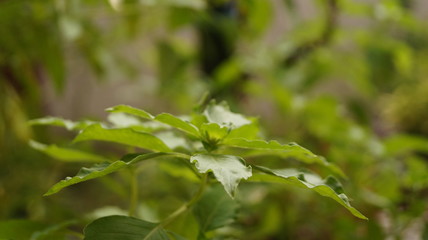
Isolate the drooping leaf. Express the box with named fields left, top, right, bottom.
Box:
left=155, top=113, right=200, bottom=137
left=222, top=138, right=344, bottom=177
left=252, top=166, right=367, bottom=220
left=29, top=140, right=107, bottom=163
left=106, top=105, right=154, bottom=120
left=83, top=215, right=173, bottom=240
left=45, top=153, right=173, bottom=196
left=74, top=124, right=171, bottom=152
left=44, top=161, right=128, bottom=196
left=190, top=154, right=252, bottom=197
left=29, top=117, right=95, bottom=131
left=193, top=185, right=239, bottom=233
left=203, top=101, right=251, bottom=129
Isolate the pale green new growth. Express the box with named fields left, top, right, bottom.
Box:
left=190, top=154, right=252, bottom=198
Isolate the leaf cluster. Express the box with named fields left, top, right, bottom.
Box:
left=30, top=101, right=366, bottom=239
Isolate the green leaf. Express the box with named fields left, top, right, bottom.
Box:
left=203, top=101, right=251, bottom=129
left=155, top=113, right=200, bottom=137
left=107, top=105, right=200, bottom=137
left=252, top=166, right=368, bottom=220
left=74, top=124, right=171, bottom=152
left=29, top=140, right=107, bottom=163
left=190, top=154, right=252, bottom=197
left=384, top=134, right=428, bottom=156
left=30, top=220, right=77, bottom=240
left=222, top=138, right=345, bottom=177
left=0, top=220, right=46, bottom=240
left=107, top=112, right=145, bottom=128
left=108, top=112, right=169, bottom=133
left=193, top=185, right=238, bottom=233
left=84, top=215, right=173, bottom=240
left=199, top=123, right=229, bottom=144
left=227, top=122, right=260, bottom=140
left=106, top=105, right=154, bottom=120
left=44, top=161, right=128, bottom=196
left=155, top=132, right=192, bottom=151
left=29, top=117, right=95, bottom=131
left=45, top=153, right=173, bottom=196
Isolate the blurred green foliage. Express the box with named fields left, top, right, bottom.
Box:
left=1, top=0, right=428, bottom=239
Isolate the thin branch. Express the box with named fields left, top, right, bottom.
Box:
left=283, top=0, right=338, bottom=68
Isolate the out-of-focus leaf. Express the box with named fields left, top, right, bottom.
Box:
left=155, top=113, right=200, bottom=137
left=30, top=220, right=77, bottom=240
left=29, top=117, right=95, bottom=131
left=222, top=138, right=344, bottom=177
left=384, top=134, right=428, bottom=156
left=190, top=154, right=252, bottom=197
left=159, top=160, right=199, bottom=183
left=83, top=215, right=173, bottom=240
left=252, top=166, right=367, bottom=220
left=203, top=101, right=251, bottom=129
left=167, top=231, right=188, bottom=240
left=193, top=185, right=238, bottom=233
left=227, top=121, right=260, bottom=140
left=106, top=105, right=154, bottom=120
left=74, top=124, right=171, bottom=152
left=29, top=140, right=107, bottom=163
left=45, top=152, right=172, bottom=196
left=107, top=112, right=144, bottom=128
left=155, top=131, right=192, bottom=151
left=0, top=220, right=46, bottom=240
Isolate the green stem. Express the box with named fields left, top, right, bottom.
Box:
left=128, top=167, right=138, bottom=217
left=155, top=173, right=208, bottom=231
left=68, top=230, right=84, bottom=239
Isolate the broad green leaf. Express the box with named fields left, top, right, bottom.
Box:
left=190, top=154, right=252, bottom=197
left=222, top=138, right=344, bottom=177
left=252, top=166, right=367, bottom=220
left=106, top=105, right=154, bottom=120
left=193, top=185, right=238, bottom=233
left=155, top=113, right=200, bottom=137
left=29, top=140, right=107, bottom=163
left=74, top=124, right=171, bottom=152
left=84, top=215, right=173, bottom=240
left=29, top=117, right=95, bottom=131
left=45, top=153, right=173, bottom=196
left=203, top=101, right=251, bottom=129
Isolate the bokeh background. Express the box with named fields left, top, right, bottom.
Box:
left=1, top=0, right=428, bottom=239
